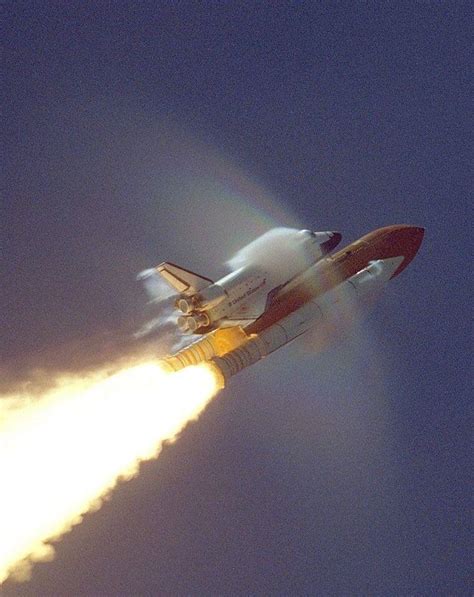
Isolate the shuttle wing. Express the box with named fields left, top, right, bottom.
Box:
left=224, top=294, right=268, bottom=321
left=225, top=283, right=288, bottom=323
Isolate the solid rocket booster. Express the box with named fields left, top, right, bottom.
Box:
left=209, top=256, right=402, bottom=385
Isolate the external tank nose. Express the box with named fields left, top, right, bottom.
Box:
left=405, top=225, right=424, bottom=257
left=390, top=225, right=425, bottom=278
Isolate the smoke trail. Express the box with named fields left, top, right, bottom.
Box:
left=0, top=359, right=221, bottom=584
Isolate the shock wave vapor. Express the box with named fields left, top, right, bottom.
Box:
left=139, top=225, right=424, bottom=385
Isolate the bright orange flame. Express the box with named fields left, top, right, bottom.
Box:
left=0, top=361, right=221, bottom=583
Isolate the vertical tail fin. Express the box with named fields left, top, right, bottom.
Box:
left=156, top=262, right=213, bottom=294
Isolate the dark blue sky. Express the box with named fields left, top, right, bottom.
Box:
left=2, top=2, right=470, bottom=594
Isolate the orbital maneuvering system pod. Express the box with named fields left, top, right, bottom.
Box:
left=139, top=225, right=424, bottom=385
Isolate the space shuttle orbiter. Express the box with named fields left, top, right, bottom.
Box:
left=140, top=229, right=341, bottom=333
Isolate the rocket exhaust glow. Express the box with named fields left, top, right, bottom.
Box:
left=0, top=359, right=223, bottom=584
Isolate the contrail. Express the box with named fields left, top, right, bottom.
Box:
left=0, top=358, right=222, bottom=584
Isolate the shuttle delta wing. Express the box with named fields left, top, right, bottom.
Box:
left=157, top=262, right=213, bottom=294
left=222, top=291, right=270, bottom=322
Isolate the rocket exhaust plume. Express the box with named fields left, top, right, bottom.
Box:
left=0, top=358, right=222, bottom=584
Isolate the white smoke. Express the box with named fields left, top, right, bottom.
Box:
left=134, top=270, right=195, bottom=353
left=227, top=227, right=312, bottom=287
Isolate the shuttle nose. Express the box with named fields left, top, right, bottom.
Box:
left=320, top=231, right=342, bottom=253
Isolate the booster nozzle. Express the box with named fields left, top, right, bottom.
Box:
left=158, top=326, right=249, bottom=372
left=158, top=358, right=178, bottom=373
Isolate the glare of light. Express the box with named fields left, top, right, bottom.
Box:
left=0, top=361, right=221, bottom=583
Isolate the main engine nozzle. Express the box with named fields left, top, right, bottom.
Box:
left=176, top=297, right=195, bottom=314
left=177, top=312, right=210, bottom=333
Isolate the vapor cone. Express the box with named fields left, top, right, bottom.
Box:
left=0, top=360, right=221, bottom=583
